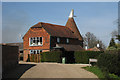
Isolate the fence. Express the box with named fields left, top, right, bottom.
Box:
left=2, top=45, right=19, bottom=75
left=28, top=54, right=41, bottom=63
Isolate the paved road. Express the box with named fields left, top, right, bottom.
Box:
left=19, top=62, right=98, bottom=78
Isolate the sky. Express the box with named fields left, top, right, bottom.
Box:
left=2, top=2, right=118, bottom=46
left=118, top=1, right=120, bottom=35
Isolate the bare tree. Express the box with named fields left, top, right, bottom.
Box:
left=83, top=32, right=106, bottom=49
left=111, top=30, right=120, bottom=42
left=111, top=30, right=118, bottom=38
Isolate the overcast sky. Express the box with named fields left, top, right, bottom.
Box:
left=2, top=2, right=118, bottom=46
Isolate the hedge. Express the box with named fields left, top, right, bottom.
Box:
left=97, top=51, right=120, bottom=76
left=74, top=51, right=103, bottom=64
left=41, top=51, right=62, bottom=63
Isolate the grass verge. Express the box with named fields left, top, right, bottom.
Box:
left=82, top=66, right=105, bottom=79
left=82, top=66, right=120, bottom=80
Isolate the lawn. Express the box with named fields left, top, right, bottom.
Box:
left=82, top=66, right=120, bottom=80
left=82, top=66, right=105, bottom=79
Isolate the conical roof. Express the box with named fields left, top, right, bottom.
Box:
left=65, top=10, right=83, bottom=40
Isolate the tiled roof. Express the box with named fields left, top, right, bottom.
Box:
left=55, top=44, right=84, bottom=51
left=86, top=47, right=103, bottom=51
left=31, top=22, right=78, bottom=39
left=66, top=18, right=83, bottom=40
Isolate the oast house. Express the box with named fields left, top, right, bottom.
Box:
left=23, top=9, right=83, bottom=61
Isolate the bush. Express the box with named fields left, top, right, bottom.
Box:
left=109, top=73, right=120, bottom=79
left=104, top=50, right=118, bottom=54
left=107, top=47, right=117, bottom=50
left=41, top=51, right=62, bottom=63
left=74, top=51, right=103, bottom=64
left=97, top=52, right=120, bottom=76
left=87, top=51, right=103, bottom=58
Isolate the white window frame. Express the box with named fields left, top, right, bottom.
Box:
left=66, top=38, right=69, bottom=43
left=57, top=37, right=60, bottom=43
left=30, top=50, right=42, bottom=54
left=29, top=37, right=43, bottom=46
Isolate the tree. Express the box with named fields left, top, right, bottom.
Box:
left=83, top=32, right=106, bottom=49
left=111, top=30, right=118, bottom=38
left=110, top=30, right=120, bottom=43
left=108, top=38, right=117, bottom=48
left=116, top=35, right=120, bottom=41
left=116, top=43, right=120, bottom=50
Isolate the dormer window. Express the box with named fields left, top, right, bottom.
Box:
left=66, top=38, right=69, bottom=43
left=29, top=37, right=43, bottom=46
left=57, top=37, right=60, bottom=43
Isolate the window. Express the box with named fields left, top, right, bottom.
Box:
left=30, top=50, right=42, bottom=54
left=29, top=37, right=43, bottom=46
left=57, top=37, right=60, bottom=43
left=66, top=38, right=69, bottom=43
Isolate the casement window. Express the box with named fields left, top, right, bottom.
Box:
left=29, top=37, right=43, bottom=46
left=66, top=38, right=69, bottom=43
left=57, top=37, right=60, bottom=43
left=30, top=50, right=42, bottom=54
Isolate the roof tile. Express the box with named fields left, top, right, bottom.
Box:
left=31, top=22, right=78, bottom=39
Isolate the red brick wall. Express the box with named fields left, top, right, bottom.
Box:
left=2, top=45, right=19, bottom=73
left=23, top=27, right=50, bottom=61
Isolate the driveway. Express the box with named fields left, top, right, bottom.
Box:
left=20, top=62, right=98, bottom=78
left=3, top=61, right=98, bottom=79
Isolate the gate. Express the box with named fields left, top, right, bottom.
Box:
left=28, top=54, right=41, bottom=63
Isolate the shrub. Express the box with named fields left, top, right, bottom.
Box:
left=74, top=51, right=103, bottom=64
left=109, top=73, right=120, bottom=79
left=104, top=50, right=118, bottom=54
left=107, top=47, right=117, bottom=50
left=41, top=51, right=62, bottom=63
left=87, top=51, right=103, bottom=59
left=97, top=52, right=120, bottom=76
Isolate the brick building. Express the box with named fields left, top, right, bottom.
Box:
left=23, top=9, right=84, bottom=61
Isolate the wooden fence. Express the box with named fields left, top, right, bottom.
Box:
left=28, top=54, right=41, bottom=63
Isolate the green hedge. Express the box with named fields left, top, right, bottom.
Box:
left=74, top=51, right=88, bottom=64
left=97, top=52, right=120, bottom=76
left=74, top=51, right=103, bottom=64
left=41, top=51, right=62, bottom=63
